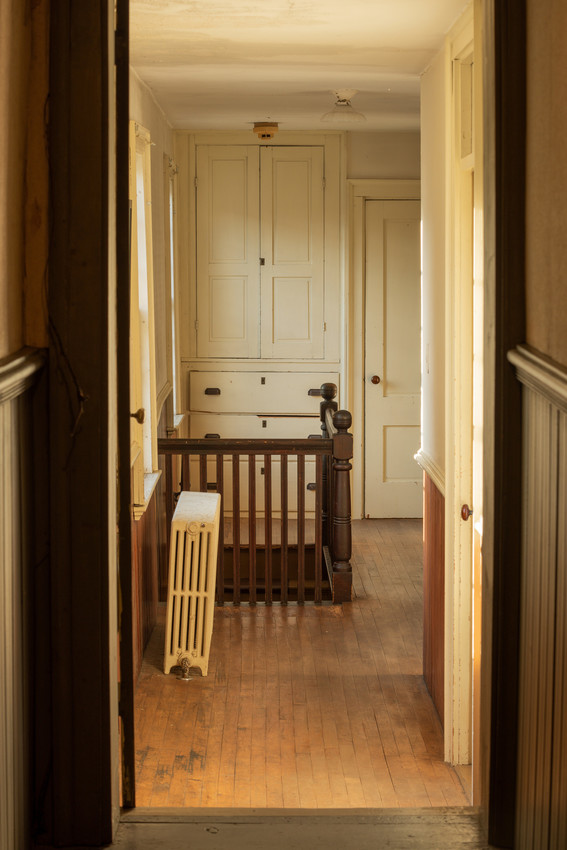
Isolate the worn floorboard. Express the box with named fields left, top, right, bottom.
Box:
left=116, top=810, right=489, bottom=849
left=134, top=519, right=468, bottom=810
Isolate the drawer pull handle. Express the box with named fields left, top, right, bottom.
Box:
left=204, top=433, right=220, bottom=439
left=308, top=434, right=321, bottom=439
left=206, top=482, right=217, bottom=491
left=307, top=483, right=317, bottom=491
left=308, top=388, right=322, bottom=397
left=204, top=387, right=221, bottom=395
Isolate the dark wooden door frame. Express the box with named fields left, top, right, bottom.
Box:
left=481, top=1, right=526, bottom=847
left=42, top=0, right=131, bottom=844
left=42, top=0, right=526, bottom=846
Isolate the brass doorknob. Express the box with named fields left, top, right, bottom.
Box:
left=130, top=408, right=145, bottom=424
left=371, top=375, right=381, bottom=385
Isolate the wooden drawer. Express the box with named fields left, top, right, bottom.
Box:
left=189, top=412, right=321, bottom=440
left=187, top=456, right=317, bottom=516
left=188, top=371, right=338, bottom=414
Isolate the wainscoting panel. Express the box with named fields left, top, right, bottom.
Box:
left=509, top=345, right=567, bottom=850
left=132, top=493, right=159, bottom=680
left=0, top=349, right=44, bottom=850
left=423, top=471, right=445, bottom=724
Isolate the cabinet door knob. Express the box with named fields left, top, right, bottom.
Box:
left=461, top=504, right=473, bottom=521
left=370, top=375, right=381, bottom=385
left=130, top=408, right=145, bottom=424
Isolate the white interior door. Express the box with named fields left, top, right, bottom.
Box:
left=364, top=199, right=422, bottom=518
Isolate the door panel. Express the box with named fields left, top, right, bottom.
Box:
left=260, top=147, right=324, bottom=358
left=196, top=146, right=260, bottom=357
left=364, top=199, right=422, bottom=518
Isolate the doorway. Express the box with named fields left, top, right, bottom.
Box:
left=363, top=199, right=422, bottom=519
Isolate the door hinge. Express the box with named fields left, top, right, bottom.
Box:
left=194, top=320, right=199, bottom=330
left=323, top=322, right=327, bottom=332
left=194, top=177, right=198, bottom=189
left=322, top=177, right=326, bottom=190
left=260, top=257, right=265, bottom=265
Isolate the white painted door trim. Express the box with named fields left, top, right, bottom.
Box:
left=444, top=7, right=477, bottom=767
left=348, top=180, right=420, bottom=520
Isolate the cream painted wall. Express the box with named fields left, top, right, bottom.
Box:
left=347, top=132, right=420, bottom=179
left=130, top=71, right=175, bottom=405
left=0, top=0, right=49, bottom=358
left=525, top=0, right=567, bottom=369
left=420, top=49, right=447, bottom=481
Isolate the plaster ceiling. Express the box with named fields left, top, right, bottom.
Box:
left=130, top=0, right=470, bottom=131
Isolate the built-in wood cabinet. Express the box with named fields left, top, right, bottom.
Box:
left=175, top=132, right=341, bottom=439
left=195, top=144, right=327, bottom=360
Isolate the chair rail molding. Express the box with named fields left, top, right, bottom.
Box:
left=415, top=448, right=445, bottom=497
left=508, top=344, right=567, bottom=409
left=0, top=347, right=45, bottom=403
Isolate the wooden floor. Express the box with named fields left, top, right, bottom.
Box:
left=134, top=519, right=468, bottom=809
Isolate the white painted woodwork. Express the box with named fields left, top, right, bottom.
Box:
left=364, top=199, right=421, bottom=518
left=196, top=145, right=260, bottom=358
left=189, top=370, right=334, bottom=414
left=0, top=349, right=43, bottom=850
left=189, top=413, right=320, bottom=440
left=444, top=9, right=478, bottom=769
left=195, top=145, right=326, bottom=361
left=164, top=492, right=221, bottom=676
left=260, top=147, right=325, bottom=359
left=508, top=345, right=567, bottom=850
left=349, top=179, right=421, bottom=521
left=129, top=121, right=159, bottom=507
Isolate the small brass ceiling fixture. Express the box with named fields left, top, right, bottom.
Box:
left=321, top=89, right=366, bottom=123
left=253, top=122, right=279, bottom=140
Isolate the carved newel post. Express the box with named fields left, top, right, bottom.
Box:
left=320, top=383, right=338, bottom=547
left=332, top=410, right=353, bottom=577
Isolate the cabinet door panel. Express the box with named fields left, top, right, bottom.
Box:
left=196, top=146, right=260, bottom=357
left=260, top=147, right=325, bottom=359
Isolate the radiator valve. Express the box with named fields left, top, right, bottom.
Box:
left=177, top=653, right=193, bottom=680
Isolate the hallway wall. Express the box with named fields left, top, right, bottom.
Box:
left=346, top=131, right=420, bottom=179
left=419, top=45, right=448, bottom=723
left=0, top=3, right=49, bottom=848
left=512, top=1, right=567, bottom=846
left=525, top=0, right=567, bottom=368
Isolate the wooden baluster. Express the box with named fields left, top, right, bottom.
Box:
left=248, top=453, right=256, bottom=604
left=232, top=454, right=240, bottom=605
left=199, top=454, right=207, bottom=492
left=315, top=453, right=323, bottom=603
left=216, top=454, right=224, bottom=605
left=182, top=454, right=190, bottom=492
left=331, top=410, right=353, bottom=603
left=297, top=452, right=305, bottom=604
left=281, top=453, right=288, bottom=605
left=165, top=453, right=173, bottom=554
left=264, top=454, right=272, bottom=604
left=320, top=383, right=337, bottom=548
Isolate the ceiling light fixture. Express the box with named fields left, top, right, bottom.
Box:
left=253, top=122, right=279, bottom=140
left=321, top=89, right=366, bottom=124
